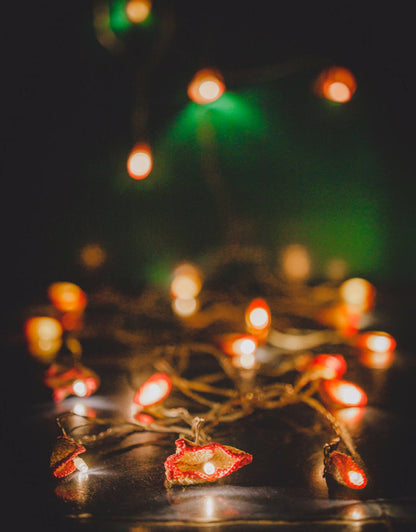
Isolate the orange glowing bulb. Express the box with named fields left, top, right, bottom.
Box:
left=280, top=244, right=311, bottom=282
left=245, top=298, right=271, bottom=332
left=320, top=378, right=367, bottom=407
left=127, top=143, right=152, bottom=179
left=48, top=282, right=87, bottom=313
left=187, top=68, right=225, bottom=104
left=310, top=354, right=347, bottom=379
left=25, top=316, right=63, bottom=343
left=171, top=263, right=202, bottom=299
left=358, top=331, right=396, bottom=353
left=134, top=373, right=172, bottom=407
left=125, top=0, right=152, bottom=23
left=339, top=277, right=375, bottom=312
left=359, top=350, right=395, bottom=369
left=315, top=66, right=357, bottom=103
left=217, top=333, right=258, bottom=357
left=326, top=451, right=367, bottom=489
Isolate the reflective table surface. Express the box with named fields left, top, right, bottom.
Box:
left=5, top=287, right=416, bottom=531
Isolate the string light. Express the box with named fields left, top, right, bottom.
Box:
left=357, top=331, right=396, bottom=353
left=127, top=143, right=153, bottom=179
left=319, top=378, right=367, bottom=407
left=48, top=282, right=87, bottom=313
left=339, top=277, right=375, bottom=313
left=125, top=0, right=152, bottom=23
left=171, top=263, right=202, bottom=299
left=280, top=244, right=311, bottom=282
left=325, top=451, right=367, bottom=489
left=315, top=66, right=357, bottom=103
left=134, top=373, right=172, bottom=407
left=187, top=68, right=225, bottom=104
left=217, top=333, right=258, bottom=357
left=24, top=316, right=63, bottom=361
left=309, top=354, right=347, bottom=380
left=245, top=298, right=271, bottom=339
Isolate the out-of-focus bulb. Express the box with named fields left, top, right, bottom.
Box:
left=172, top=297, right=199, bottom=317
left=48, top=282, right=87, bottom=313
left=187, top=68, right=225, bottom=104
left=171, top=263, right=203, bottom=299
left=339, top=277, right=375, bottom=312
left=73, top=379, right=88, bottom=397
left=134, top=373, right=172, bottom=407
left=320, top=378, right=367, bottom=407
left=280, top=244, right=311, bottom=282
left=245, top=298, right=271, bottom=337
left=358, top=331, right=396, bottom=353
left=315, top=66, right=357, bottom=103
left=125, top=0, right=152, bottom=23
left=127, top=143, right=152, bottom=179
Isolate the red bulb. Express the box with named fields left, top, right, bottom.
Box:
left=134, top=373, right=172, bottom=407
left=326, top=451, right=367, bottom=489
left=319, top=378, right=367, bottom=407
left=310, top=354, right=347, bottom=379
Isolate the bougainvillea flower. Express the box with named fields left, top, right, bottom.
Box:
left=325, top=451, right=367, bottom=489
left=50, top=436, right=86, bottom=478
left=44, top=363, right=100, bottom=402
left=164, top=438, right=252, bottom=487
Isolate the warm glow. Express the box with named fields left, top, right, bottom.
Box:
left=315, top=66, right=357, bottom=103
left=339, top=277, right=375, bottom=312
left=348, top=470, right=365, bottom=488
left=80, top=243, right=106, bottom=269
left=218, top=334, right=258, bottom=357
left=320, top=379, right=367, bottom=407
left=245, top=299, right=271, bottom=331
left=310, top=354, right=347, bottom=379
left=127, top=143, right=152, bottom=179
left=25, top=316, right=62, bottom=343
left=73, top=457, right=89, bottom=474
left=327, top=82, right=351, bottom=102
left=134, top=373, right=172, bottom=407
left=358, top=331, right=396, bottom=353
left=125, top=0, right=151, bottom=23
left=171, top=263, right=202, bottom=299
left=48, top=282, right=87, bottom=313
left=334, top=407, right=365, bottom=426
left=73, top=379, right=88, bottom=397
left=280, top=244, right=311, bottom=282
left=203, top=462, right=216, bottom=475
left=187, top=68, right=225, bottom=104
left=172, top=297, right=199, bottom=317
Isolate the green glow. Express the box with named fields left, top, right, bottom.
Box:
left=109, top=0, right=131, bottom=32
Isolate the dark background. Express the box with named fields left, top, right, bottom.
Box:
left=4, top=1, right=416, bottom=327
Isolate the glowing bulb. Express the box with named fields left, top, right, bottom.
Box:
left=340, top=277, right=375, bottom=312
left=73, top=457, right=89, bottom=474
left=280, top=244, right=311, bottom=282
left=310, top=354, right=347, bottom=379
left=187, top=68, right=225, bottom=104
left=73, top=379, right=88, bottom=397
left=320, top=379, right=367, bottom=407
left=172, top=297, right=199, bottom=317
left=315, top=66, right=357, bottom=103
left=125, top=0, right=151, bottom=23
left=203, top=462, right=215, bottom=475
left=171, top=263, right=202, bottom=299
left=327, top=82, right=351, bottom=102
left=217, top=334, right=258, bottom=357
left=127, top=143, right=152, bottom=179
left=72, top=403, right=88, bottom=416
left=348, top=470, right=365, bottom=488
left=80, top=243, right=106, bottom=269
left=245, top=298, right=271, bottom=335
left=358, top=331, right=396, bottom=353
left=25, top=317, right=62, bottom=342
left=134, top=373, right=172, bottom=407
left=48, top=282, right=87, bottom=313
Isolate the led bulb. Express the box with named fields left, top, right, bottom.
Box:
left=203, top=462, right=216, bottom=475
left=73, top=379, right=88, bottom=397
left=73, top=456, right=89, bottom=474
left=127, top=143, right=152, bottom=179
left=187, top=68, right=225, bottom=104
left=134, top=373, right=172, bottom=407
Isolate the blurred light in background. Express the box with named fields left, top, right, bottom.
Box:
left=125, top=0, right=152, bottom=23
left=187, top=68, right=225, bottom=104
left=127, top=143, right=153, bottom=179
left=314, top=66, right=357, bottom=103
